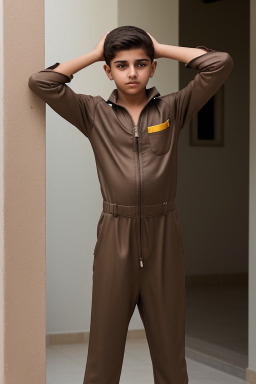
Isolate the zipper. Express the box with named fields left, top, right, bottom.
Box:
left=109, top=95, right=158, bottom=268
left=134, top=126, right=143, bottom=268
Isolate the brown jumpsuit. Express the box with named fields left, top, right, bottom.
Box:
left=28, top=45, right=234, bottom=384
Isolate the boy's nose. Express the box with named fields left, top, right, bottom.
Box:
left=128, top=65, right=137, bottom=77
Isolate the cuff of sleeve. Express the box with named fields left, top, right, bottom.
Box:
left=39, top=62, right=74, bottom=82
left=185, top=45, right=216, bottom=68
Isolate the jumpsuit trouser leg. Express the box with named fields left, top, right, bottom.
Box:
left=137, top=207, right=188, bottom=384
left=83, top=200, right=189, bottom=384
left=83, top=209, right=141, bottom=384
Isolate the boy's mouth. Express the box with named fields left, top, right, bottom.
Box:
left=126, top=81, right=139, bottom=86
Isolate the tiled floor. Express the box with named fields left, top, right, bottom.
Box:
left=46, top=281, right=249, bottom=383
left=46, top=339, right=248, bottom=384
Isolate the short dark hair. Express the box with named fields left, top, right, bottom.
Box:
left=103, top=25, right=154, bottom=67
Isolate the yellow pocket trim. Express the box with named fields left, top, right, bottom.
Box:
left=147, top=119, right=170, bottom=133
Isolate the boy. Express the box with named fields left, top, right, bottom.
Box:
left=28, top=25, right=234, bottom=384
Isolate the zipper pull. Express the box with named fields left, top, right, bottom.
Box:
left=140, top=258, right=144, bottom=267
left=134, top=126, right=139, bottom=137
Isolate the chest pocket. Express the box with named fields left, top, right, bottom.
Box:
left=147, top=119, right=172, bottom=156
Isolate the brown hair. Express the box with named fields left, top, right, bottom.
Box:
left=103, top=25, right=154, bottom=67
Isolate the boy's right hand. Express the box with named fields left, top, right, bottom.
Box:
left=93, top=31, right=110, bottom=62
left=147, top=32, right=163, bottom=59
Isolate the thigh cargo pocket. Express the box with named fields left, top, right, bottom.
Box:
left=147, top=119, right=172, bottom=156
left=93, top=211, right=105, bottom=256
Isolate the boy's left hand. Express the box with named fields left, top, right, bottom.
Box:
left=147, top=32, right=162, bottom=59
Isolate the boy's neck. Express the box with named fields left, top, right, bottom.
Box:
left=116, top=88, right=148, bottom=108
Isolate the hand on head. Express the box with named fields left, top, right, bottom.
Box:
left=147, top=32, right=162, bottom=59
left=94, top=31, right=110, bottom=61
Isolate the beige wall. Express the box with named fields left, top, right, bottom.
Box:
left=1, top=0, right=47, bottom=382
left=178, top=0, right=249, bottom=275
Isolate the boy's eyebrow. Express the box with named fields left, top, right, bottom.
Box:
left=113, top=59, right=150, bottom=63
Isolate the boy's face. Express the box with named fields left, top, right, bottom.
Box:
left=103, top=48, right=157, bottom=98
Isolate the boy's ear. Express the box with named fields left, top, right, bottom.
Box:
left=103, top=64, right=114, bottom=80
left=149, top=60, right=157, bottom=78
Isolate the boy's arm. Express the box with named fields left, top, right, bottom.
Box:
left=28, top=32, right=109, bottom=138
left=149, top=36, right=234, bottom=131
left=174, top=46, right=234, bottom=131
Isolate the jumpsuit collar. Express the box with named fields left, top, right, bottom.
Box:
left=106, top=86, right=161, bottom=106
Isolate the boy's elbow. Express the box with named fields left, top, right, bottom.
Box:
left=28, top=73, right=38, bottom=91
left=220, top=51, right=235, bottom=72
left=28, top=73, right=45, bottom=95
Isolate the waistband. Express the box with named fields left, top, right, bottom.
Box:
left=103, top=200, right=176, bottom=218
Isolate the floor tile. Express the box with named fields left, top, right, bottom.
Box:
left=46, top=341, right=248, bottom=384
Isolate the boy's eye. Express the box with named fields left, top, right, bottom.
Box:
left=116, top=63, right=147, bottom=69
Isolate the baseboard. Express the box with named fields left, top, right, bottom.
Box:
left=46, top=328, right=146, bottom=346
left=46, top=332, right=90, bottom=346
left=246, top=368, right=256, bottom=383
left=185, top=273, right=248, bottom=287
left=185, top=335, right=247, bottom=380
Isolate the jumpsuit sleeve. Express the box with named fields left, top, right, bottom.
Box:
left=28, top=62, right=100, bottom=138
left=172, top=46, right=234, bottom=131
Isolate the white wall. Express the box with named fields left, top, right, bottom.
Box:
left=45, top=0, right=118, bottom=334
left=118, top=0, right=179, bottom=95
